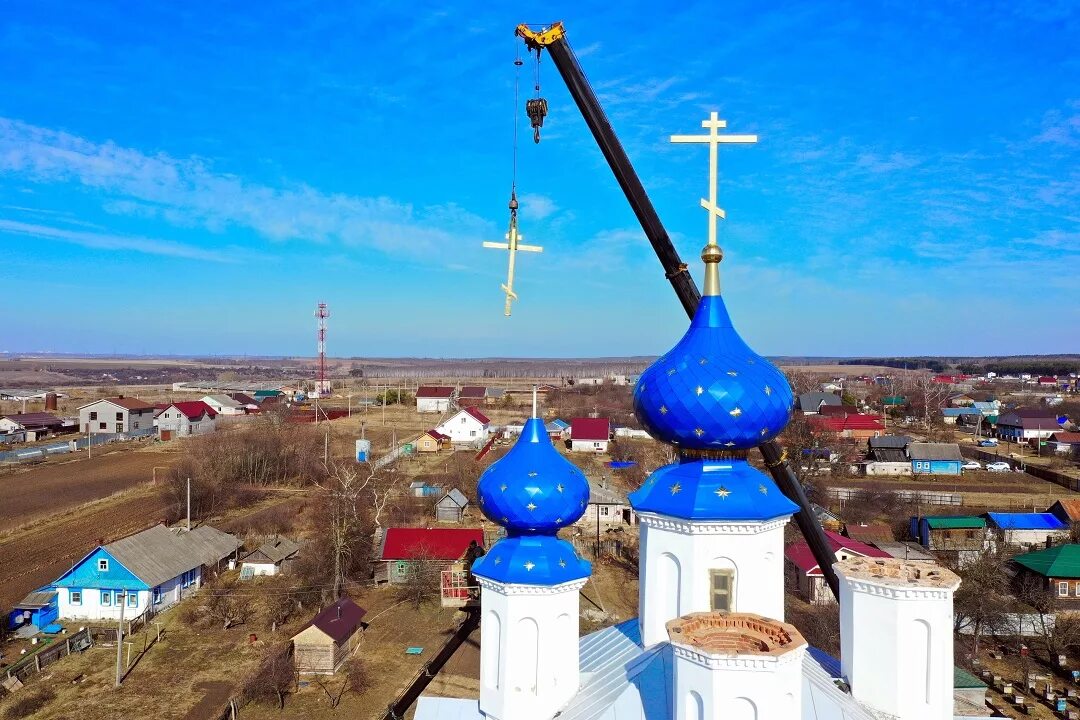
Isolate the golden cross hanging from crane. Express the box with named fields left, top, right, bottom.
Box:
left=670, top=112, right=757, bottom=249
left=482, top=192, right=543, bottom=316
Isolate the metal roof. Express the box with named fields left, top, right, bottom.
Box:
left=798, top=392, right=843, bottom=411
left=242, top=535, right=301, bottom=565
left=1013, top=544, right=1080, bottom=579
left=103, top=524, right=240, bottom=587
left=204, top=394, right=243, bottom=408
left=985, top=512, right=1066, bottom=531
left=589, top=480, right=627, bottom=505
left=923, top=516, right=986, bottom=529
left=0, top=412, right=64, bottom=429
left=437, top=488, right=469, bottom=509
left=14, top=590, right=56, bottom=609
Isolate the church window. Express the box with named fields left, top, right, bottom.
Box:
left=710, top=569, right=734, bottom=612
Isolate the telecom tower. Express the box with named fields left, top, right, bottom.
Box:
left=314, top=302, right=330, bottom=398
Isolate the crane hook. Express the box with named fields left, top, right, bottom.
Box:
left=526, top=97, right=548, bottom=144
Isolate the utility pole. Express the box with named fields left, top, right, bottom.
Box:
left=115, top=591, right=126, bottom=688
left=187, top=477, right=191, bottom=531
left=87, top=421, right=92, bottom=459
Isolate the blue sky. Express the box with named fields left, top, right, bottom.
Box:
left=1, top=1, right=1078, bottom=358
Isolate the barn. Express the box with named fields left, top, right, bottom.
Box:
left=291, top=597, right=367, bottom=674
left=435, top=488, right=470, bottom=523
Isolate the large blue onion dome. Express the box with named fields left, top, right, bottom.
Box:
left=633, top=247, right=793, bottom=451
left=471, top=535, right=591, bottom=585
left=476, top=418, right=589, bottom=534
left=629, top=457, right=797, bottom=522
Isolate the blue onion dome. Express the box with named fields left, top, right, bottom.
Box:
left=475, top=417, right=589, bottom=534
left=471, top=535, right=591, bottom=585
left=633, top=245, right=793, bottom=451
left=629, top=456, right=797, bottom=522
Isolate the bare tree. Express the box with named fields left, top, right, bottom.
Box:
left=1016, top=573, right=1080, bottom=663
left=207, top=591, right=255, bottom=630
left=396, top=542, right=443, bottom=608
left=316, top=462, right=374, bottom=600
left=242, top=642, right=295, bottom=709
left=952, top=550, right=1011, bottom=656
left=346, top=658, right=370, bottom=695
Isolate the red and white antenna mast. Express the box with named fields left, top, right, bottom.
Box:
left=315, top=301, right=329, bottom=397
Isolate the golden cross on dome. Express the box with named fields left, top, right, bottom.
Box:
left=482, top=193, right=543, bottom=317
left=671, top=112, right=757, bottom=249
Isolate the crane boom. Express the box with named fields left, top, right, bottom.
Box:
left=516, top=21, right=840, bottom=599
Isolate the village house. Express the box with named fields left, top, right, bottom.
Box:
left=239, top=536, right=301, bottom=579
left=456, top=386, right=488, bottom=406
left=77, top=397, right=156, bottom=435
left=862, top=435, right=912, bottom=476
left=228, top=392, right=260, bottom=411
left=1048, top=431, right=1080, bottom=454
left=435, top=488, right=470, bottom=523
left=416, top=429, right=450, bottom=453
left=201, top=394, right=246, bottom=416
left=156, top=401, right=217, bottom=439
left=1012, top=545, right=1080, bottom=606
left=49, top=524, right=239, bottom=621
left=810, top=412, right=885, bottom=441
left=1049, top=498, right=1080, bottom=527
left=576, top=478, right=635, bottom=529
left=796, top=392, right=842, bottom=415
left=985, top=512, right=1068, bottom=550
left=416, top=386, right=455, bottom=413
left=997, top=408, right=1062, bottom=442
left=785, top=530, right=889, bottom=605
left=6, top=590, right=59, bottom=633
left=907, top=442, right=963, bottom=475
left=0, top=412, right=66, bottom=441
left=914, top=515, right=986, bottom=565
left=570, top=417, right=610, bottom=452
left=292, top=597, right=367, bottom=674
left=941, top=407, right=982, bottom=425
left=435, top=406, right=490, bottom=446
left=377, top=527, right=484, bottom=585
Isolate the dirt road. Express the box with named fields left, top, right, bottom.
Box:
left=0, top=447, right=177, bottom=533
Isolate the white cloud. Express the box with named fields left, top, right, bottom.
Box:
left=519, top=193, right=557, bottom=220
left=0, top=219, right=235, bottom=262
left=0, top=117, right=494, bottom=258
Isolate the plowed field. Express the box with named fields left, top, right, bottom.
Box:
left=0, top=447, right=176, bottom=533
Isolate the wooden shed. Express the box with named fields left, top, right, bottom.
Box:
left=291, top=597, right=367, bottom=674
left=435, top=488, right=469, bottom=523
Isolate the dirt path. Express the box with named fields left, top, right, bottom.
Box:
left=0, top=446, right=178, bottom=533
left=0, top=487, right=169, bottom=607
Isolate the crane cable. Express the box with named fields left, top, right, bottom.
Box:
left=511, top=45, right=523, bottom=194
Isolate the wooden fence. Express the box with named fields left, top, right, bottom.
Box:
left=4, top=628, right=93, bottom=683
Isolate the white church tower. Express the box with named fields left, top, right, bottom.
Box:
left=470, top=403, right=592, bottom=720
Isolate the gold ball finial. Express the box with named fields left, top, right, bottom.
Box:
left=701, top=244, right=723, bottom=264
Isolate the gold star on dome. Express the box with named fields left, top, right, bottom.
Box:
left=695, top=385, right=704, bottom=396
left=724, top=441, right=736, bottom=447
left=760, top=427, right=769, bottom=436
left=759, top=484, right=768, bottom=495
left=556, top=517, right=563, bottom=523
left=500, top=483, right=507, bottom=492
left=528, top=471, right=538, bottom=477
left=501, top=516, right=508, bottom=523
left=729, top=407, right=742, bottom=417
left=640, top=383, right=646, bottom=392
left=670, top=482, right=682, bottom=495
left=526, top=502, right=537, bottom=511
left=764, top=385, right=772, bottom=396
left=494, top=557, right=502, bottom=565
left=694, top=427, right=705, bottom=437
left=699, top=357, right=708, bottom=365
left=747, top=358, right=756, bottom=365
left=727, top=370, right=738, bottom=377
left=556, top=483, right=564, bottom=493
left=715, top=486, right=731, bottom=499
left=479, top=496, right=485, bottom=505
left=524, top=561, right=535, bottom=572
left=667, top=368, right=677, bottom=376
left=558, top=558, right=567, bottom=568
left=659, top=405, right=668, bottom=415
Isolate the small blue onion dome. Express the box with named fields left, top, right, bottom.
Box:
left=633, top=293, right=794, bottom=451
left=628, top=457, right=798, bottom=522
left=471, top=535, right=591, bottom=585
left=476, top=417, right=590, bottom=534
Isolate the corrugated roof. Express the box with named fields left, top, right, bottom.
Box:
left=1014, top=544, right=1080, bottom=579
left=302, top=597, right=367, bottom=644
left=103, top=524, right=240, bottom=587
left=571, top=417, right=610, bottom=441
left=907, top=442, right=963, bottom=461
left=462, top=407, right=490, bottom=424
left=242, top=536, right=301, bottom=564
left=1, top=412, right=64, bottom=428
left=985, top=512, right=1066, bottom=531
left=786, top=530, right=890, bottom=575
left=843, top=523, right=895, bottom=544
left=437, top=488, right=469, bottom=509
left=457, top=386, right=487, bottom=398
left=380, top=527, right=483, bottom=561
left=14, top=590, right=56, bottom=609
left=924, top=515, right=985, bottom=529
left=204, top=394, right=243, bottom=408
left=167, top=401, right=217, bottom=420
left=798, top=392, right=843, bottom=411
left=416, top=386, right=454, bottom=398
left=1051, top=499, right=1080, bottom=521
left=589, top=480, right=627, bottom=505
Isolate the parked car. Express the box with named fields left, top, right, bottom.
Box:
left=986, top=461, right=1011, bottom=472
left=961, top=460, right=982, bottom=471
left=977, top=439, right=999, bottom=447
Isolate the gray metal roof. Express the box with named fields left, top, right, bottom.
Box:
left=204, top=393, right=243, bottom=408
left=907, top=442, right=963, bottom=461
left=15, top=590, right=56, bottom=609
left=437, top=488, right=469, bottom=508
left=868, top=435, right=911, bottom=449
left=588, top=480, right=628, bottom=505
left=106, top=524, right=240, bottom=587
left=798, top=392, right=843, bottom=411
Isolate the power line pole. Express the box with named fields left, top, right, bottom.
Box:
left=187, top=477, right=192, bottom=531
left=115, top=591, right=126, bottom=687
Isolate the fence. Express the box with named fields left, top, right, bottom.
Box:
left=3, top=628, right=93, bottom=683
left=0, top=428, right=156, bottom=464
left=828, top=486, right=963, bottom=506
left=961, top=445, right=1080, bottom=492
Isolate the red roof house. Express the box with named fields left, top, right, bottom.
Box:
left=416, top=386, right=455, bottom=398
left=380, top=527, right=484, bottom=562
left=170, top=401, right=217, bottom=420
left=463, top=406, right=490, bottom=424
left=570, top=417, right=611, bottom=452
left=786, top=531, right=890, bottom=604
left=810, top=413, right=885, bottom=440
left=458, top=386, right=487, bottom=400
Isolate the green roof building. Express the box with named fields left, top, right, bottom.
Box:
left=1013, top=545, right=1080, bottom=603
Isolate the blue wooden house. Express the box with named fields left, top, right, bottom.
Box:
left=50, top=524, right=239, bottom=622
left=907, top=442, right=963, bottom=475
left=6, top=590, right=59, bottom=632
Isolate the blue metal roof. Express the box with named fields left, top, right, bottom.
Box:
left=985, top=512, right=1067, bottom=531
left=628, top=458, right=798, bottom=522
left=633, top=295, right=794, bottom=451
left=476, top=418, right=589, bottom=534
left=942, top=407, right=981, bottom=416
left=471, top=535, right=590, bottom=585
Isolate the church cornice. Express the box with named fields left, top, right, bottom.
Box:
left=476, top=576, right=589, bottom=596
left=840, top=578, right=957, bottom=600
left=638, top=512, right=788, bottom=536
left=670, top=641, right=806, bottom=670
